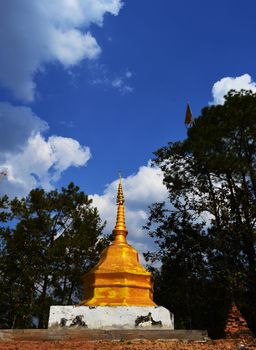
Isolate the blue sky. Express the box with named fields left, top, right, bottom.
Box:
left=1, top=0, right=256, bottom=255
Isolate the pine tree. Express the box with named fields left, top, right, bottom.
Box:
left=0, top=183, right=107, bottom=328
left=145, top=90, right=256, bottom=337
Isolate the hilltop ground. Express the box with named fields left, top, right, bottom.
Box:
left=0, top=338, right=256, bottom=350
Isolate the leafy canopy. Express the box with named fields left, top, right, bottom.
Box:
left=0, top=182, right=107, bottom=328
left=145, top=90, right=256, bottom=337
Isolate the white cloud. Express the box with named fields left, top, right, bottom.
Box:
left=90, top=64, right=134, bottom=95
left=0, top=102, right=48, bottom=154
left=1, top=133, right=91, bottom=198
left=0, top=0, right=123, bottom=101
left=211, top=73, right=256, bottom=105
left=125, top=71, right=132, bottom=79
left=112, top=79, right=133, bottom=94
left=0, top=102, right=91, bottom=197
left=90, top=163, right=168, bottom=257
left=111, top=71, right=133, bottom=94
left=52, top=30, right=100, bottom=65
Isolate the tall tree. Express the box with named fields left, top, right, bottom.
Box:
left=0, top=183, right=106, bottom=328
left=145, top=90, right=256, bottom=337
left=0, top=195, right=13, bottom=328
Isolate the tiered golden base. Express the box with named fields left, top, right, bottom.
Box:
left=80, top=240, right=155, bottom=306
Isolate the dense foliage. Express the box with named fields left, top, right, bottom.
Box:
left=0, top=183, right=106, bottom=328
left=145, top=90, right=256, bottom=338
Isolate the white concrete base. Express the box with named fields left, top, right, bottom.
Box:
left=48, top=306, right=174, bottom=329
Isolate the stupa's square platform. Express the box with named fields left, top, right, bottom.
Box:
left=48, top=305, right=174, bottom=329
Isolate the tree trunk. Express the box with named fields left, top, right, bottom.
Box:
left=38, top=275, right=48, bottom=328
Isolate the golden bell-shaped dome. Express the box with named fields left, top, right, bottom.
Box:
left=80, top=176, right=156, bottom=306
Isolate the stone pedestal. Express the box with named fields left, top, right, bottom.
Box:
left=48, top=306, right=174, bottom=329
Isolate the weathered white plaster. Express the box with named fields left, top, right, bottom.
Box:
left=48, top=306, right=174, bottom=329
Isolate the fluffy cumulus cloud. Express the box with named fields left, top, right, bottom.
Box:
left=211, top=73, right=256, bottom=105
left=0, top=0, right=122, bottom=101
left=0, top=103, right=91, bottom=198
left=0, top=102, right=48, bottom=154
left=91, top=164, right=168, bottom=257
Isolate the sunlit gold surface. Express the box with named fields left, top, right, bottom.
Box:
left=80, top=176, right=156, bottom=306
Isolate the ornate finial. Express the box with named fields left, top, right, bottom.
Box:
left=113, top=173, right=128, bottom=243
left=116, top=173, right=124, bottom=206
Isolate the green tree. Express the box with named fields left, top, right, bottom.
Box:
left=145, top=90, right=256, bottom=337
left=0, top=183, right=106, bottom=328
left=0, top=195, right=13, bottom=328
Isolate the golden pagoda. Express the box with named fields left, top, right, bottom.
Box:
left=80, top=176, right=156, bottom=306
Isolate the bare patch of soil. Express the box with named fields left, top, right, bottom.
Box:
left=0, top=338, right=255, bottom=350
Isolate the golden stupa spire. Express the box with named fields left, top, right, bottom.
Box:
left=80, top=173, right=155, bottom=306
left=113, top=174, right=128, bottom=244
